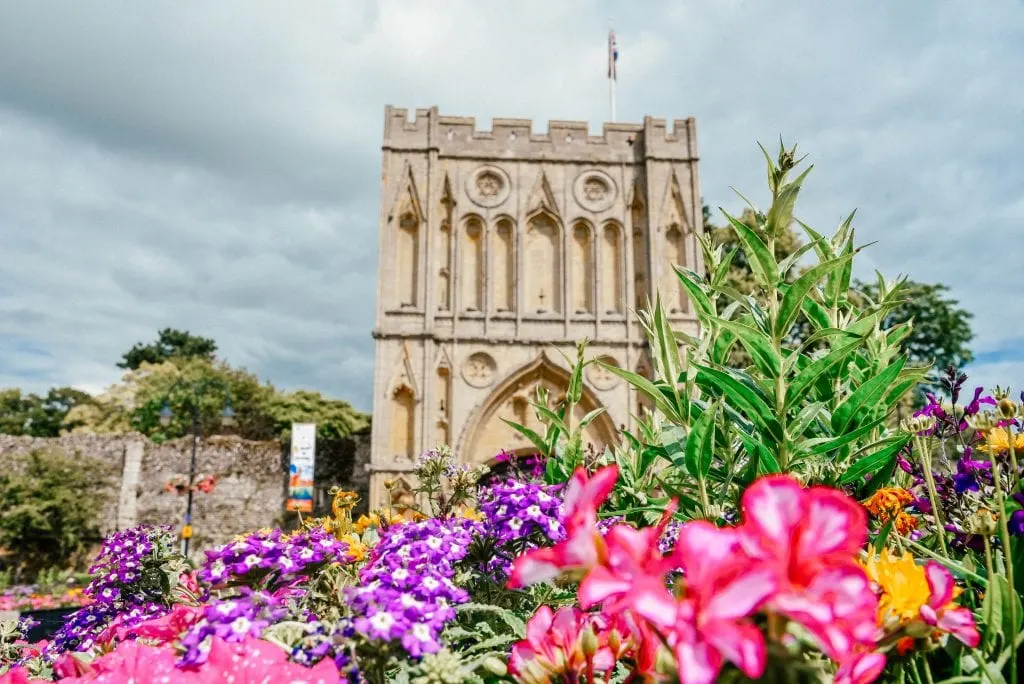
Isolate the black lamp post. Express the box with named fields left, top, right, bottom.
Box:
left=157, top=379, right=236, bottom=556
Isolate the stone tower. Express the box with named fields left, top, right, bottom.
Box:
left=368, top=106, right=704, bottom=509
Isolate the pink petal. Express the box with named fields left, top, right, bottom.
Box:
left=507, top=548, right=563, bottom=588
left=924, top=561, right=955, bottom=608
left=704, top=568, right=778, bottom=621
left=674, top=638, right=724, bottom=684
left=935, top=606, right=980, bottom=648
left=624, top=575, right=679, bottom=628
left=675, top=521, right=744, bottom=587
left=702, top=620, right=767, bottom=679
left=604, top=524, right=654, bottom=563
left=563, top=464, right=618, bottom=514
left=796, top=488, right=867, bottom=561
left=740, top=475, right=805, bottom=548
left=525, top=605, right=555, bottom=645
left=835, top=652, right=887, bottom=684
left=579, top=565, right=635, bottom=609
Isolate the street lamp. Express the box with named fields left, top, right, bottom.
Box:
left=157, top=381, right=235, bottom=556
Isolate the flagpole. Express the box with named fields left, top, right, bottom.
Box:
left=608, top=21, right=617, bottom=123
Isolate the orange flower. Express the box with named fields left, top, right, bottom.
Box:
left=864, top=487, right=914, bottom=524
left=893, top=512, right=918, bottom=536
left=977, top=429, right=1024, bottom=455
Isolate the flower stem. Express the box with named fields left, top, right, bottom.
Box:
left=985, top=432, right=1018, bottom=684
left=1006, top=424, right=1021, bottom=492
left=914, top=434, right=950, bottom=557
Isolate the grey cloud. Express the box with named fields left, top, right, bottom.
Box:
left=1, top=0, right=1022, bottom=411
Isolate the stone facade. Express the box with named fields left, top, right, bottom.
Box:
left=369, top=106, right=704, bottom=509
left=0, top=431, right=371, bottom=557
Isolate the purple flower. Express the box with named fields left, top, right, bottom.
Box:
left=1011, top=493, right=1024, bottom=537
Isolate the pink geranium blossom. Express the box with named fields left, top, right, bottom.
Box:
left=509, top=606, right=617, bottom=684
left=919, top=562, right=981, bottom=647
left=507, top=465, right=619, bottom=588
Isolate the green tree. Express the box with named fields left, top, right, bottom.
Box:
left=855, top=280, right=973, bottom=398
left=117, top=328, right=218, bottom=370
left=0, top=449, right=111, bottom=576
left=263, top=389, right=370, bottom=441
left=0, top=387, right=91, bottom=437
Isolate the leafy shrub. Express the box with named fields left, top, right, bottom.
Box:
left=0, top=449, right=111, bottom=578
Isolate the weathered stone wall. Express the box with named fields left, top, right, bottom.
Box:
left=0, top=429, right=371, bottom=556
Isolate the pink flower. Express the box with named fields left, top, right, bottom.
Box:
left=738, top=475, right=883, bottom=676
left=0, top=668, right=29, bottom=684
left=507, top=465, right=618, bottom=588
left=57, top=640, right=184, bottom=682
left=509, top=606, right=616, bottom=683
left=577, top=505, right=680, bottom=626
left=919, top=562, right=980, bottom=648
left=661, top=521, right=778, bottom=684
left=203, top=636, right=340, bottom=683
left=127, top=604, right=204, bottom=644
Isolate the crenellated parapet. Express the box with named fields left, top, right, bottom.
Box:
left=382, top=106, right=697, bottom=162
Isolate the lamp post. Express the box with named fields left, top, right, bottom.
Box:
left=157, top=379, right=236, bottom=556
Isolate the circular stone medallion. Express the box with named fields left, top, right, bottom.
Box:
left=586, top=355, right=621, bottom=390
left=574, top=170, right=617, bottom=212
left=466, top=165, right=511, bottom=209
left=462, top=352, right=498, bottom=388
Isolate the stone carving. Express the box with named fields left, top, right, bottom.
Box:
left=574, top=170, right=617, bottom=212
left=462, top=352, right=497, bottom=388
left=587, top=355, right=620, bottom=390
left=466, top=165, right=510, bottom=208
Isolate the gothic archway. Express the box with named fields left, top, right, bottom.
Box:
left=457, top=353, right=618, bottom=464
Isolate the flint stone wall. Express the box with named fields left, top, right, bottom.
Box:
left=0, top=430, right=371, bottom=555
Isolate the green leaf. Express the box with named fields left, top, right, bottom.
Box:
left=789, top=401, right=826, bottom=438
left=981, top=573, right=1005, bottom=651
left=501, top=419, right=547, bottom=456
left=685, top=403, right=717, bottom=478
left=694, top=364, right=784, bottom=443
left=598, top=363, right=682, bottom=423
left=766, top=165, right=812, bottom=238
left=786, top=340, right=861, bottom=410
left=722, top=210, right=779, bottom=287
left=577, top=406, right=607, bottom=431
left=839, top=435, right=910, bottom=484
left=774, top=252, right=854, bottom=341
left=716, top=319, right=781, bottom=378
left=674, top=266, right=716, bottom=319
left=800, top=417, right=885, bottom=456
left=777, top=239, right=819, bottom=278
left=873, top=518, right=894, bottom=553
left=832, top=358, right=907, bottom=433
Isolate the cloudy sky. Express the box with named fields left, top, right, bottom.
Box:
left=1, top=1, right=1022, bottom=412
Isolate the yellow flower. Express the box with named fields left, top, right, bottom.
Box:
left=341, top=534, right=368, bottom=562
left=976, top=429, right=1024, bottom=455
left=353, top=514, right=375, bottom=534
left=862, top=549, right=960, bottom=625
left=457, top=507, right=485, bottom=522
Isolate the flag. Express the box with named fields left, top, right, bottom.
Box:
left=608, top=30, right=618, bottom=80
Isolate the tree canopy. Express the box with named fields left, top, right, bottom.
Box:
left=117, top=328, right=218, bottom=370
left=2, top=329, right=369, bottom=442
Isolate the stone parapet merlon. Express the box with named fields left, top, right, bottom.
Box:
left=382, top=106, right=698, bottom=163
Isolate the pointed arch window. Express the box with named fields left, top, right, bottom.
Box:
left=664, top=222, right=687, bottom=314
left=493, top=219, right=515, bottom=313
left=396, top=212, right=420, bottom=308
left=601, top=222, right=624, bottom=315
left=630, top=196, right=647, bottom=310
left=391, top=385, right=416, bottom=459
left=462, top=218, right=485, bottom=311
left=525, top=213, right=561, bottom=314
left=571, top=221, right=594, bottom=314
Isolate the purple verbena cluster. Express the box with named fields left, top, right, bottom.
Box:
left=46, top=601, right=167, bottom=657
left=347, top=517, right=481, bottom=656
left=198, top=527, right=350, bottom=588
left=179, top=589, right=289, bottom=666
left=478, top=479, right=565, bottom=546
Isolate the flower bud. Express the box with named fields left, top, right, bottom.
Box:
left=967, top=508, right=999, bottom=536
left=580, top=625, right=599, bottom=656
left=481, top=657, right=507, bottom=677
left=998, top=398, right=1017, bottom=420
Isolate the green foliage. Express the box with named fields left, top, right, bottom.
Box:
left=262, top=389, right=370, bottom=441
left=0, top=387, right=90, bottom=437
left=117, top=327, right=217, bottom=370
left=0, top=449, right=111, bottom=576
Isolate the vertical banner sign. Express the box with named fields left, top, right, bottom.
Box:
left=287, top=423, right=316, bottom=512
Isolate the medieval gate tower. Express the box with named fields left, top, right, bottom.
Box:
left=368, top=106, right=704, bottom=509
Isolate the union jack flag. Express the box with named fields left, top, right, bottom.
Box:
left=608, top=30, right=618, bottom=80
